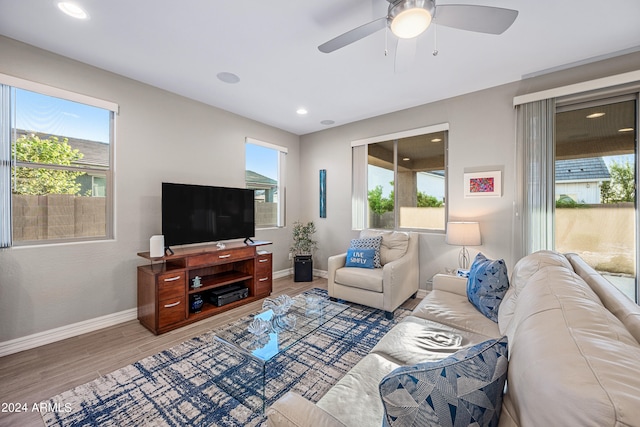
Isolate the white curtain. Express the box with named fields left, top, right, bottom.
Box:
left=0, top=85, right=11, bottom=248
left=351, top=144, right=367, bottom=230
left=513, top=98, right=556, bottom=261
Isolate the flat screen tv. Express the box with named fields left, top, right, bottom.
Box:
left=162, top=182, right=255, bottom=248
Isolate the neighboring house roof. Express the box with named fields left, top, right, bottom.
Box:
left=16, top=129, right=109, bottom=168
left=555, top=158, right=611, bottom=182
left=246, top=170, right=277, bottom=188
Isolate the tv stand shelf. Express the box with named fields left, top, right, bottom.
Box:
left=189, top=271, right=253, bottom=294
left=136, top=240, right=272, bottom=335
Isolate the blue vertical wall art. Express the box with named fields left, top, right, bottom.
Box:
left=319, top=169, right=327, bottom=218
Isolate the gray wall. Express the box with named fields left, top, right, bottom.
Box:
left=299, top=51, right=640, bottom=289
left=1, top=33, right=638, bottom=344
left=0, top=36, right=301, bottom=342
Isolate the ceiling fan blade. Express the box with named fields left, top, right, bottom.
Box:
left=435, top=5, right=518, bottom=35
left=394, top=38, right=417, bottom=73
left=318, top=17, right=388, bottom=53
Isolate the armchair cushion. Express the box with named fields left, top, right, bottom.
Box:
left=335, top=267, right=383, bottom=292
left=350, top=236, right=383, bottom=268
left=360, top=230, right=409, bottom=265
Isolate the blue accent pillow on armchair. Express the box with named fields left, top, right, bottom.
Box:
left=349, top=236, right=383, bottom=268
left=379, top=336, right=509, bottom=427
left=345, top=248, right=376, bottom=269
left=467, top=253, right=509, bottom=322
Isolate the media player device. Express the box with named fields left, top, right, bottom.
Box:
left=208, top=284, right=249, bottom=307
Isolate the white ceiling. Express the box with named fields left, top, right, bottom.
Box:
left=0, top=0, right=639, bottom=136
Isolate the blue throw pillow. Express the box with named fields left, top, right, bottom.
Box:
left=380, top=336, right=509, bottom=427
left=350, top=236, right=382, bottom=268
left=345, top=248, right=376, bottom=269
left=467, top=253, right=509, bottom=322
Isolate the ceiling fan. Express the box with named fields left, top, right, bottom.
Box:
left=318, top=0, right=519, bottom=54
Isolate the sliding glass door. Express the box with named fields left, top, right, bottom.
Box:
left=555, top=95, right=638, bottom=301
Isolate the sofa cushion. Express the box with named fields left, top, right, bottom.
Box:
left=503, top=264, right=640, bottom=426
left=317, top=353, right=401, bottom=427
left=498, top=250, right=575, bottom=335
left=334, top=266, right=383, bottom=292
left=345, top=248, right=376, bottom=269
left=566, top=252, right=640, bottom=344
left=360, top=230, right=409, bottom=265
left=411, top=290, right=501, bottom=339
left=350, top=235, right=383, bottom=268
left=379, top=336, right=508, bottom=427
left=371, top=316, right=497, bottom=366
left=467, top=253, right=509, bottom=322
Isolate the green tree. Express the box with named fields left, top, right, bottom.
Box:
left=367, top=184, right=394, bottom=214
left=601, top=160, right=635, bottom=203
left=12, top=134, right=84, bottom=195
left=417, top=192, right=443, bottom=207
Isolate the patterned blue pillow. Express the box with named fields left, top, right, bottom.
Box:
left=345, top=248, right=376, bottom=269
left=350, top=236, right=382, bottom=268
left=380, top=336, right=509, bottom=427
left=467, top=253, right=509, bottom=322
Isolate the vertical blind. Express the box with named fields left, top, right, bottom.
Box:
left=0, top=85, right=11, bottom=248
left=514, top=98, right=556, bottom=260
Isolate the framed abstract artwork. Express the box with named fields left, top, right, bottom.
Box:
left=464, top=171, right=502, bottom=197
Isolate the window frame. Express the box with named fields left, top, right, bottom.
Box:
left=0, top=74, right=117, bottom=247
left=351, top=123, right=449, bottom=232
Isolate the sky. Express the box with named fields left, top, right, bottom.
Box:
left=246, top=143, right=278, bottom=180
left=14, top=88, right=110, bottom=143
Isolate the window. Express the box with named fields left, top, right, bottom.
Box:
left=353, top=125, right=448, bottom=231
left=0, top=76, right=116, bottom=247
left=245, top=138, right=287, bottom=229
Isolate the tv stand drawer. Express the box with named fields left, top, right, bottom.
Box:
left=158, top=298, right=186, bottom=328
left=187, top=247, right=255, bottom=267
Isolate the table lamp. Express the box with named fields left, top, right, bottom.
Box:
left=445, top=221, right=481, bottom=270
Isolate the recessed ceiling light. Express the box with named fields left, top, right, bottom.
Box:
left=296, top=108, right=308, bottom=115
left=57, top=2, right=89, bottom=19
left=403, top=157, right=411, bottom=161
left=618, top=127, right=634, bottom=133
left=431, top=138, right=442, bottom=142
left=216, top=72, right=240, bottom=84
left=586, top=112, right=605, bottom=119
left=321, top=120, right=335, bottom=126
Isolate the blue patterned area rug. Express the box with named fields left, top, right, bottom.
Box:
left=41, top=289, right=410, bottom=427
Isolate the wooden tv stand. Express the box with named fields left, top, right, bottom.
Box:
left=136, top=240, right=272, bottom=334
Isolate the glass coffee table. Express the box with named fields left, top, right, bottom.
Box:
left=213, top=294, right=349, bottom=412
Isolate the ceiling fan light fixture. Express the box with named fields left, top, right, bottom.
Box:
left=390, top=0, right=435, bottom=39
left=57, top=2, right=89, bottom=20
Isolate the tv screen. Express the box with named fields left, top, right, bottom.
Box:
left=162, top=182, right=255, bottom=247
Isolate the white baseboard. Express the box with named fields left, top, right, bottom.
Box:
left=273, top=268, right=328, bottom=280
left=1, top=269, right=333, bottom=357
left=0, top=308, right=138, bottom=357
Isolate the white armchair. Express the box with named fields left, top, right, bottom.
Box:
left=327, top=230, right=419, bottom=319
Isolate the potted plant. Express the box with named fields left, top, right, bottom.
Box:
left=290, top=221, right=317, bottom=282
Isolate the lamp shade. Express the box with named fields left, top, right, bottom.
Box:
left=446, top=222, right=481, bottom=246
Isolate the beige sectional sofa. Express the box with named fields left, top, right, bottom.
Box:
left=266, top=250, right=640, bottom=427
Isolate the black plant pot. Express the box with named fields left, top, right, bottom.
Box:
left=294, top=255, right=313, bottom=282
